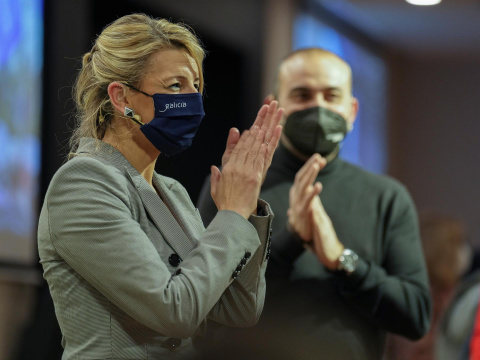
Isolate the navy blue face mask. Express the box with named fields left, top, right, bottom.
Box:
left=123, top=84, right=205, bottom=156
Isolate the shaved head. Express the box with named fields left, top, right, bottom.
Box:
left=270, top=47, right=359, bottom=159
left=274, top=48, right=353, bottom=98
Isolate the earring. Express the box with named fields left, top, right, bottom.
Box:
left=124, top=107, right=135, bottom=118
left=124, top=106, right=143, bottom=124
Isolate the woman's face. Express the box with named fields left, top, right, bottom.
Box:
left=128, top=48, right=200, bottom=125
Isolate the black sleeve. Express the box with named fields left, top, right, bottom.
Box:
left=197, top=174, right=219, bottom=227
left=334, top=186, right=432, bottom=340
left=265, top=225, right=306, bottom=298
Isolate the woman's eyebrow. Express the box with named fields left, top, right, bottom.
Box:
left=160, top=75, right=199, bottom=83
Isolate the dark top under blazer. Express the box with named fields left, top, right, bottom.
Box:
left=38, top=138, right=273, bottom=359
left=197, top=144, right=431, bottom=360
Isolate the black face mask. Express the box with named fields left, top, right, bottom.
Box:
left=283, top=106, right=348, bottom=157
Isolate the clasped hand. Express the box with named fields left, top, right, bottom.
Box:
left=287, top=154, right=344, bottom=270
left=210, top=101, right=284, bottom=219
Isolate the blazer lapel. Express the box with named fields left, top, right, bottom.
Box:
left=74, top=138, right=197, bottom=260
left=125, top=168, right=196, bottom=260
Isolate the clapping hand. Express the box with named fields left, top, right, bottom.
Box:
left=286, top=153, right=344, bottom=269
left=310, top=196, right=344, bottom=270
left=287, top=154, right=325, bottom=241
left=210, top=101, right=283, bottom=219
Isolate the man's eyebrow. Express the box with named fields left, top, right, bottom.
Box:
left=289, top=86, right=343, bottom=94
left=289, top=86, right=312, bottom=94
left=325, top=87, right=343, bottom=92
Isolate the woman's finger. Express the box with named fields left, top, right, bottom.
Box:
left=259, top=101, right=278, bottom=140
left=263, top=106, right=282, bottom=145
left=210, top=165, right=221, bottom=201
left=221, top=127, right=240, bottom=167
left=248, top=129, right=265, bottom=167
left=260, top=123, right=282, bottom=182
left=233, top=127, right=258, bottom=166
left=227, top=127, right=251, bottom=166
left=251, top=104, right=269, bottom=130
left=264, top=122, right=282, bottom=163
left=253, top=142, right=267, bottom=175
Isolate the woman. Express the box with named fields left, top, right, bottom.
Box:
left=38, top=13, right=283, bottom=359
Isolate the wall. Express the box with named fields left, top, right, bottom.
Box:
left=389, top=54, right=480, bottom=248
left=0, top=271, right=37, bottom=360
left=0, top=1, right=92, bottom=359
left=262, top=0, right=298, bottom=97
left=135, top=0, right=267, bottom=123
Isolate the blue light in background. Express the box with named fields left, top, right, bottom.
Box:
left=0, top=0, right=43, bottom=264
left=293, top=12, right=388, bottom=174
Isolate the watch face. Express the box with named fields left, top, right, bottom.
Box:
left=338, top=249, right=358, bottom=274
left=344, top=259, right=355, bottom=272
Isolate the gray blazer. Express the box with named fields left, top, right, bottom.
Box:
left=38, top=138, right=273, bottom=359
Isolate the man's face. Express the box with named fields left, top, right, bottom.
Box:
left=277, top=51, right=358, bottom=128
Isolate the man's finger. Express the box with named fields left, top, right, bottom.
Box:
left=295, top=153, right=322, bottom=183
left=297, top=162, right=320, bottom=196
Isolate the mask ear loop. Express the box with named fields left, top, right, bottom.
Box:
left=121, top=82, right=155, bottom=126
left=122, top=82, right=153, bottom=97
left=124, top=107, right=143, bottom=125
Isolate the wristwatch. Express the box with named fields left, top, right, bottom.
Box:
left=337, top=248, right=358, bottom=275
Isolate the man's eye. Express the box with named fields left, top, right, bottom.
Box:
left=293, top=92, right=310, bottom=101
left=326, top=93, right=342, bottom=102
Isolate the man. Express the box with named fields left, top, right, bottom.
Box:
left=197, top=48, right=431, bottom=360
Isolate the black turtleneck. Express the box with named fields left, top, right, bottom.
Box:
left=196, top=143, right=431, bottom=360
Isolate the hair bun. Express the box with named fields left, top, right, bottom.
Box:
left=82, top=52, right=93, bottom=66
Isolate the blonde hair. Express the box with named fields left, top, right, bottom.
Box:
left=70, top=13, right=205, bottom=155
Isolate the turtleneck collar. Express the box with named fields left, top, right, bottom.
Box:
left=263, top=143, right=342, bottom=189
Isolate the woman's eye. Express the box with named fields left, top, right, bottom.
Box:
left=169, top=83, right=181, bottom=90
left=194, top=83, right=200, bottom=91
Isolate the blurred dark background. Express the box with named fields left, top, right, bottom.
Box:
left=1, top=0, right=480, bottom=359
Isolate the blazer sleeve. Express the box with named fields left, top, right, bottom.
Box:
left=207, top=199, right=273, bottom=327
left=44, top=157, right=263, bottom=339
